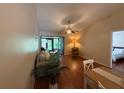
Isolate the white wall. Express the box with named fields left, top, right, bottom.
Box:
left=39, top=31, right=60, bottom=36
left=113, top=31, right=124, bottom=47
left=0, top=4, right=38, bottom=88
left=81, top=10, right=124, bottom=67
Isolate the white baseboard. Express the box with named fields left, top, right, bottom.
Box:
left=95, top=61, right=111, bottom=68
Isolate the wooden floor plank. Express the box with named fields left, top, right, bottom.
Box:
left=112, top=58, right=124, bottom=73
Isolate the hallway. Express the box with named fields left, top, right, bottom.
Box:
left=0, top=3, right=124, bottom=89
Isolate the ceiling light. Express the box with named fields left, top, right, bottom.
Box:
left=67, top=29, right=72, bottom=34
left=64, top=20, right=79, bottom=35
left=66, top=21, right=72, bottom=34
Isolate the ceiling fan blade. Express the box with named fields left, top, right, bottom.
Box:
left=71, top=30, right=79, bottom=33
left=63, top=31, right=66, bottom=34
left=71, top=30, right=75, bottom=33
left=75, top=31, right=79, bottom=33
left=63, top=31, right=68, bottom=35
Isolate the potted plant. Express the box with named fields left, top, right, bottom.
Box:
left=32, top=53, right=68, bottom=89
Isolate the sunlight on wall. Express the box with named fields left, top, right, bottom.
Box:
left=23, top=38, right=38, bottom=53
left=6, top=36, right=38, bottom=54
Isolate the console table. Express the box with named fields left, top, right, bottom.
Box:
left=84, top=67, right=124, bottom=89
left=72, top=47, right=79, bottom=56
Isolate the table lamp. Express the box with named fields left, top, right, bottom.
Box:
left=72, top=39, right=77, bottom=47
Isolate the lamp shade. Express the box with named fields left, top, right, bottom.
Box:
left=72, top=39, right=77, bottom=43
left=72, top=39, right=77, bottom=47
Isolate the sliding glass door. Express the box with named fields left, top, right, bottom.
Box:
left=40, top=36, right=64, bottom=55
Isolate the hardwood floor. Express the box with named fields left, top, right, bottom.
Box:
left=112, top=58, right=124, bottom=73
left=34, top=55, right=102, bottom=89
left=57, top=56, right=84, bottom=89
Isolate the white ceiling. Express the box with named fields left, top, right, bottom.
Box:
left=36, top=4, right=124, bottom=33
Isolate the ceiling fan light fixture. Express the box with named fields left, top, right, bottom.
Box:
left=67, top=29, right=72, bottom=34
left=66, top=21, right=72, bottom=34
left=64, top=20, right=79, bottom=34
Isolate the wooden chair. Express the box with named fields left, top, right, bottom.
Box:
left=83, top=59, right=94, bottom=71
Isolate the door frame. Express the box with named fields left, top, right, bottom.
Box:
left=110, top=30, right=124, bottom=68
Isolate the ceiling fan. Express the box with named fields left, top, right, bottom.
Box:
left=64, top=20, right=79, bottom=34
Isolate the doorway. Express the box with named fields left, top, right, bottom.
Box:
left=111, top=31, right=124, bottom=73
left=40, top=36, right=64, bottom=55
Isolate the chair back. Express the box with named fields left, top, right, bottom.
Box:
left=83, top=59, right=94, bottom=71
